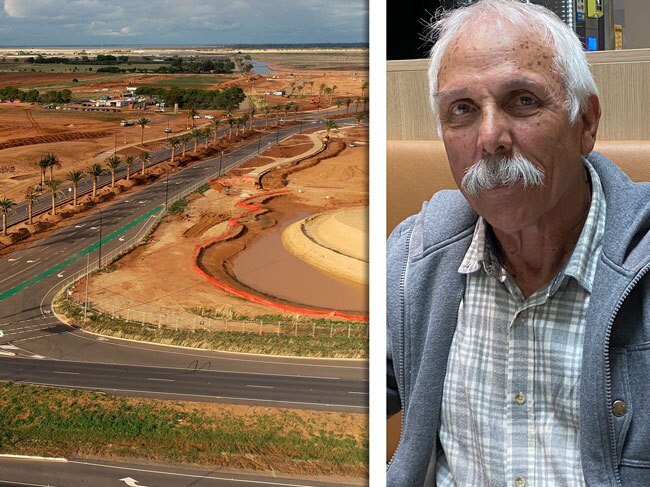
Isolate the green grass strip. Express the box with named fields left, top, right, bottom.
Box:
left=0, top=382, right=368, bottom=477
left=0, top=206, right=162, bottom=302
left=56, top=299, right=367, bottom=359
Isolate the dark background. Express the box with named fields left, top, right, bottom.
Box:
left=387, top=0, right=453, bottom=60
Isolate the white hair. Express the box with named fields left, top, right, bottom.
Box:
left=427, top=0, right=599, bottom=133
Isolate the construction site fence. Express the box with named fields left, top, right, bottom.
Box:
left=63, top=292, right=369, bottom=339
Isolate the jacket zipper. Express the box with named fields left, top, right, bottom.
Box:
left=604, top=259, right=650, bottom=486
left=387, top=223, right=414, bottom=470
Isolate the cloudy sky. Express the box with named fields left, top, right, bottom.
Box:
left=0, top=0, right=368, bottom=46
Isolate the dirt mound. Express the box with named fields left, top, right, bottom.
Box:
left=0, top=131, right=111, bottom=150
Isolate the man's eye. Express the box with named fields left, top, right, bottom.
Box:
left=450, top=103, right=472, bottom=116
left=516, top=95, right=536, bottom=106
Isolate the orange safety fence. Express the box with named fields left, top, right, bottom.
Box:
left=191, top=188, right=368, bottom=322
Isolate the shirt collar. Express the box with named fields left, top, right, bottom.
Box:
left=458, top=157, right=606, bottom=294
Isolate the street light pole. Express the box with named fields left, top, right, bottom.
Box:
left=164, top=171, right=169, bottom=209
left=83, top=252, right=89, bottom=321
left=98, top=209, right=103, bottom=270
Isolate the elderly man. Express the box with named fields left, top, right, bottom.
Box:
left=386, top=1, right=650, bottom=486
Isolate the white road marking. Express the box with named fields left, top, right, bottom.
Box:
left=70, top=460, right=332, bottom=486
left=7, top=257, right=21, bottom=262
left=120, top=477, right=149, bottom=487
left=0, top=345, right=19, bottom=350
left=22, top=382, right=366, bottom=410
left=147, top=378, right=174, bottom=382
left=56, top=272, right=65, bottom=278
left=246, top=385, right=273, bottom=389
left=119, top=236, right=125, bottom=242
left=53, top=371, right=79, bottom=375
left=348, top=391, right=369, bottom=395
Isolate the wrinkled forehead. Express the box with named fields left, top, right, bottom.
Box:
left=438, top=19, right=558, bottom=82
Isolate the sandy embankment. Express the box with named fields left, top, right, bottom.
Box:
left=282, top=207, right=368, bottom=285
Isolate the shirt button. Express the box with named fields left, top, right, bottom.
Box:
left=515, top=476, right=527, bottom=487
left=612, top=400, right=627, bottom=417
left=515, top=392, right=526, bottom=405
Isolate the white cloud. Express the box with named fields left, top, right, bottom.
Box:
left=0, top=0, right=367, bottom=45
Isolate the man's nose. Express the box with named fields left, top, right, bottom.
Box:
left=477, top=106, right=512, bottom=155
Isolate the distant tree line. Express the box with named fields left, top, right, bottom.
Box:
left=0, top=86, right=71, bottom=104
left=27, top=54, right=129, bottom=65
left=154, top=57, right=235, bottom=74
left=134, top=86, right=245, bottom=110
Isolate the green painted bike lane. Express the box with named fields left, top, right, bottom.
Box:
left=0, top=206, right=162, bottom=303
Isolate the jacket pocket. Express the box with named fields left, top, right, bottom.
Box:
left=614, top=343, right=650, bottom=467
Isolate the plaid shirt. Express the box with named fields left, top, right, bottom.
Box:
left=436, top=159, right=606, bottom=487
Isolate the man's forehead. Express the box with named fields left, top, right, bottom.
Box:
left=441, top=20, right=555, bottom=67
left=436, top=76, right=551, bottom=101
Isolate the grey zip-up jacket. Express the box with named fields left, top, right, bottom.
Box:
left=387, top=152, right=650, bottom=486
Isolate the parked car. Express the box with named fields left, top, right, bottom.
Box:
left=164, top=127, right=172, bottom=133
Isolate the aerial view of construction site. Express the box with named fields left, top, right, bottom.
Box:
left=0, top=3, right=369, bottom=485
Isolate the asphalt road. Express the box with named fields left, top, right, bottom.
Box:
left=0, top=117, right=368, bottom=412
left=0, top=457, right=360, bottom=487
left=0, top=115, right=368, bottom=484
left=6, top=109, right=345, bottom=226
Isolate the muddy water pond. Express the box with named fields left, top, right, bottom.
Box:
left=230, top=211, right=368, bottom=313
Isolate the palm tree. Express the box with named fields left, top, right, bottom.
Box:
left=166, top=137, right=178, bottom=163
left=189, top=108, right=198, bottom=127
left=24, top=186, right=38, bottom=225
left=45, top=153, right=61, bottom=181
left=189, top=128, right=201, bottom=153
left=66, top=170, right=84, bottom=206
left=105, top=155, right=121, bottom=188
left=137, top=117, right=150, bottom=146
left=43, top=179, right=62, bottom=215
left=362, top=96, right=368, bottom=112
left=272, top=104, right=283, bottom=126
left=329, top=85, right=337, bottom=105
left=325, top=120, right=338, bottom=137
left=180, top=134, right=190, bottom=157
left=36, top=155, right=50, bottom=186
left=335, top=99, right=344, bottom=113
left=87, top=163, right=105, bottom=198
left=354, top=112, right=368, bottom=126
left=249, top=106, right=256, bottom=131
left=239, top=115, right=249, bottom=134
left=355, top=96, right=362, bottom=113
left=124, top=155, right=135, bottom=181
left=210, top=118, right=221, bottom=145
left=226, top=113, right=235, bottom=140
left=345, top=98, right=353, bottom=115
left=203, top=127, right=212, bottom=149
left=0, top=197, right=15, bottom=236
left=318, top=83, right=327, bottom=105
left=360, top=80, right=369, bottom=98
left=263, top=106, right=270, bottom=129
left=139, top=151, right=150, bottom=176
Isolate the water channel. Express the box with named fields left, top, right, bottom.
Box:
left=230, top=210, right=368, bottom=313
left=250, top=60, right=273, bottom=75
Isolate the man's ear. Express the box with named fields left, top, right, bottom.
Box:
left=580, top=94, right=601, bottom=156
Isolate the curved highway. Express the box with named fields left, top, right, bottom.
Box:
left=0, top=116, right=368, bottom=412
